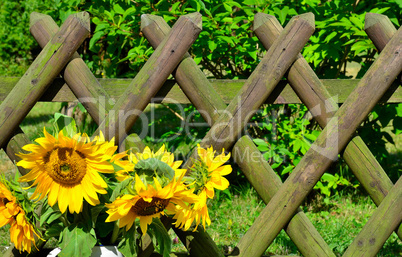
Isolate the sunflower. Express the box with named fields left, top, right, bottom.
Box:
left=114, top=145, right=185, bottom=182
left=106, top=173, right=197, bottom=235
left=17, top=128, right=116, bottom=214
left=174, top=145, right=232, bottom=230
left=0, top=182, right=40, bottom=253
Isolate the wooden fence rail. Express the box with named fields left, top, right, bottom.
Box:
left=0, top=10, right=400, bottom=257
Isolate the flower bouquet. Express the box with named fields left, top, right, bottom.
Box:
left=1, top=114, right=232, bottom=257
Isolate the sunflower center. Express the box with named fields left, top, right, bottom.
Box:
left=190, top=159, right=210, bottom=192
left=44, top=147, right=87, bottom=186
left=132, top=197, right=169, bottom=216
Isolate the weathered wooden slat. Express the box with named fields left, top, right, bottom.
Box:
left=0, top=12, right=90, bottom=149
left=4, top=128, right=31, bottom=177
left=141, top=14, right=226, bottom=257
left=253, top=12, right=402, bottom=241
left=182, top=13, right=315, bottom=168
left=142, top=13, right=335, bottom=257
left=95, top=13, right=202, bottom=145
left=342, top=176, right=402, bottom=256
left=177, top=12, right=313, bottom=254
left=30, top=12, right=113, bottom=125
left=365, top=12, right=399, bottom=52
left=28, top=13, right=145, bottom=153
left=235, top=23, right=402, bottom=257
left=344, top=12, right=402, bottom=240
left=141, top=15, right=224, bottom=125
left=232, top=136, right=337, bottom=257
left=2, top=78, right=401, bottom=104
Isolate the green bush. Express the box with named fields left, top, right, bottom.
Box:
left=0, top=0, right=57, bottom=76
left=50, top=0, right=402, bottom=79
left=2, top=0, right=401, bottom=78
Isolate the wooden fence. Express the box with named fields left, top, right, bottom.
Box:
left=0, top=10, right=401, bottom=257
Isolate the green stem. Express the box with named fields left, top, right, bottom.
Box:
left=59, top=212, right=70, bottom=227
left=110, top=222, right=120, bottom=245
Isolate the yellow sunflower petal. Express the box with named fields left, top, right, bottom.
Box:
left=139, top=215, right=154, bottom=235
left=48, top=183, right=60, bottom=207
left=57, top=186, right=69, bottom=213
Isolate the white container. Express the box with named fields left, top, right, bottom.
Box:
left=47, top=246, right=123, bottom=257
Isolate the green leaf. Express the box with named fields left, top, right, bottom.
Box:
left=58, top=224, right=97, bottom=257
left=113, top=4, right=125, bottom=14
left=321, top=173, right=336, bottom=182
left=271, top=161, right=281, bottom=169
left=53, top=113, right=77, bottom=137
left=118, top=226, right=137, bottom=257
left=257, top=144, right=269, bottom=152
left=45, top=222, right=64, bottom=238
left=135, top=158, right=175, bottom=182
left=149, top=218, right=172, bottom=257
left=248, top=50, right=258, bottom=60
left=223, top=3, right=232, bottom=12
left=110, top=179, right=130, bottom=202
left=90, top=31, right=105, bottom=50
left=393, top=116, right=402, bottom=135
left=90, top=204, right=105, bottom=227
left=40, top=204, right=56, bottom=227
left=281, top=165, right=293, bottom=175
left=349, top=16, right=364, bottom=30
left=253, top=138, right=267, bottom=146
left=123, top=7, right=136, bottom=19
left=324, top=31, right=337, bottom=43
left=208, top=40, right=217, bottom=52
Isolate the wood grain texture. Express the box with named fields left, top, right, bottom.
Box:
left=365, top=12, right=398, bottom=52
left=191, top=13, right=315, bottom=162
left=4, top=128, right=31, bottom=177
left=1, top=78, right=401, bottom=104
left=233, top=136, right=336, bottom=257
left=254, top=12, right=402, bottom=242
left=30, top=12, right=112, bottom=125
left=28, top=13, right=145, bottom=152
left=95, top=12, right=202, bottom=145
left=343, top=176, right=402, bottom=256
left=141, top=14, right=226, bottom=126
left=0, top=12, right=90, bottom=148
left=235, top=24, right=402, bottom=257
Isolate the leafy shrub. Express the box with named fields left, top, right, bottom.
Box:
left=0, top=0, right=57, bottom=76
left=251, top=104, right=359, bottom=196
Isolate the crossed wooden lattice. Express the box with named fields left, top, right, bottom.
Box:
left=0, top=10, right=401, bottom=257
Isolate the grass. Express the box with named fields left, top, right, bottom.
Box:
left=0, top=102, right=401, bottom=256
left=198, top=188, right=402, bottom=256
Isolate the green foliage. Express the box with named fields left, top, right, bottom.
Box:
left=117, top=226, right=137, bottom=257
left=148, top=219, right=172, bottom=257
left=251, top=104, right=318, bottom=175
left=300, top=0, right=401, bottom=78
left=58, top=224, right=97, bottom=257
left=251, top=104, right=359, bottom=196
left=358, top=103, right=402, bottom=182
left=1, top=0, right=401, bottom=79
left=0, top=0, right=57, bottom=76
